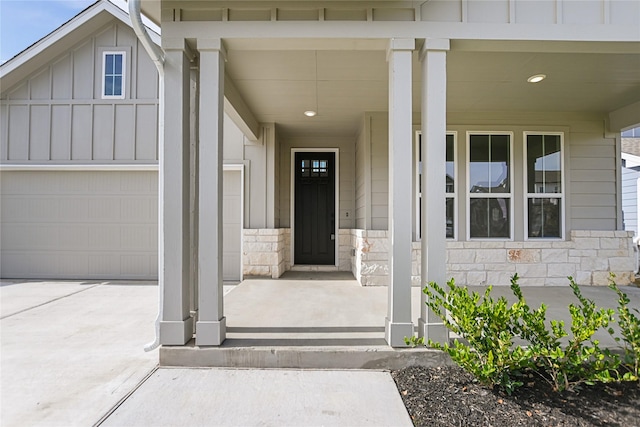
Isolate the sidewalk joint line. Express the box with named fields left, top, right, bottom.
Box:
left=0, top=282, right=106, bottom=320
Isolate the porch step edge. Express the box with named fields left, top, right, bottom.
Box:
left=160, top=344, right=452, bottom=370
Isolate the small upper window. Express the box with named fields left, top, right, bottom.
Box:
left=103, top=52, right=125, bottom=99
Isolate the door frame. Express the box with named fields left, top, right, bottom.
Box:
left=290, top=148, right=339, bottom=267
left=223, top=163, right=245, bottom=281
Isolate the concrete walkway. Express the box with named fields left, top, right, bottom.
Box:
left=2, top=277, right=639, bottom=426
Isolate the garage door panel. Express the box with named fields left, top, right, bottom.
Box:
left=0, top=171, right=158, bottom=280
left=88, top=225, right=122, bottom=249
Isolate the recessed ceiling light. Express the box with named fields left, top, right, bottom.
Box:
left=527, top=74, right=546, bottom=83
left=304, top=110, right=317, bottom=117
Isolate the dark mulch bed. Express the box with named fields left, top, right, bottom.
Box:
left=392, top=365, right=640, bottom=427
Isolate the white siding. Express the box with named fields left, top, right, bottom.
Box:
left=621, top=165, right=639, bottom=235
left=0, top=21, right=159, bottom=164
left=359, top=112, right=618, bottom=235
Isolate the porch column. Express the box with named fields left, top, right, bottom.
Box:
left=195, top=39, right=226, bottom=345
left=385, top=38, right=415, bottom=347
left=418, top=39, right=449, bottom=343
left=160, top=38, right=193, bottom=345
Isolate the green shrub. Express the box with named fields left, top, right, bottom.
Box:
left=411, top=274, right=623, bottom=393
left=511, top=276, right=619, bottom=391
left=407, top=277, right=534, bottom=394
left=609, top=276, right=640, bottom=380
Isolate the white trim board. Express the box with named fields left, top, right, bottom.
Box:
left=0, top=164, right=159, bottom=171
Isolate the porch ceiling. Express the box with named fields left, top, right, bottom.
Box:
left=222, top=40, right=640, bottom=138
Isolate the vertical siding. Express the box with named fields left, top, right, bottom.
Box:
left=621, top=165, right=639, bottom=235
left=420, top=0, right=637, bottom=25
left=0, top=20, right=159, bottom=164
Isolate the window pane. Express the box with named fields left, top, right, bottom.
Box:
left=446, top=197, right=454, bottom=239
left=446, top=134, right=454, bottom=193
left=114, top=54, right=123, bottom=74
left=528, top=197, right=561, bottom=238
left=490, top=135, right=510, bottom=192
left=105, top=54, right=114, bottom=74
left=469, top=134, right=510, bottom=193
left=469, top=134, right=489, bottom=192
left=113, top=76, right=122, bottom=96
left=527, top=134, right=562, bottom=193
left=469, top=197, right=510, bottom=238
left=105, top=76, right=113, bottom=96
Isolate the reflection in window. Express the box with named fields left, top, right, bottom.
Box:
left=468, top=133, right=512, bottom=239
left=526, top=134, right=563, bottom=238
left=300, top=158, right=328, bottom=178
left=416, top=133, right=456, bottom=239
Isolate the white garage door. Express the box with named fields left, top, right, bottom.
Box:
left=0, top=170, right=158, bottom=280
left=222, top=169, right=242, bottom=282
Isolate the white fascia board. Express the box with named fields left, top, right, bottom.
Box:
left=622, top=152, right=640, bottom=169
left=0, top=164, right=159, bottom=172
left=0, top=0, right=159, bottom=79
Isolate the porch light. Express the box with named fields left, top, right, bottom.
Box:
left=527, top=74, right=546, bottom=83
left=304, top=110, right=317, bottom=117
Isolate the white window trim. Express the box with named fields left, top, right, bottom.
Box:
left=414, top=131, right=457, bottom=241
left=102, top=51, right=126, bottom=99
left=466, top=131, right=514, bottom=241
left=523, top=131, right=566, bottom=241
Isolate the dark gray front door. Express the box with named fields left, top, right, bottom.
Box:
left=294, top=152, right=335, bottom=265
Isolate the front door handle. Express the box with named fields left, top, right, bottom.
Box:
left=330, top=234, right=335, bottom=241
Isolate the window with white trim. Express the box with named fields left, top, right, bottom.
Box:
left=415, top=132, right=456, bottom=240
left=102, top=52, right=125, bottom=99
left=467, top=133, right=512, bottom=239
left=525, top=133, right=564, bottom=239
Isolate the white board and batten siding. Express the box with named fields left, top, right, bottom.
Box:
left=0, top=20, right=160, bottom=280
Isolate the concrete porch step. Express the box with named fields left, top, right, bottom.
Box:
left=159, top=339, right=451, bottom=370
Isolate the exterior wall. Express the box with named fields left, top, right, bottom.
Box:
left=420, top=0, right=638, bottom=25
left=350, top=229, right=635, bottom=287
left=621, top=164, right=639, bottom=235
left=278, top=136, right=356, bottom=230
left=1, top=21, right=159, bottom=164
left=354, top=116, right=368, bottom=229
left=362, top=112, right=619, bottom=236
left=242, top=228, right=289, bottom=278
left=243, top=123, right=278, bottom=229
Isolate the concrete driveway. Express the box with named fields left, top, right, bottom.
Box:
left=0, top=280, right=159, bottom=427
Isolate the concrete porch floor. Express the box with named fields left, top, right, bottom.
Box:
left=161, top=273, right=640, bottom=369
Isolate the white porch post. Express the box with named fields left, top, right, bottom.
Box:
left=160, top=38, right=193, bottom=345
left=418, top=39, right=450, bottom=343
left=385, top=38, right=415, bottom=347
left=195, top=39, right=226, bottom=345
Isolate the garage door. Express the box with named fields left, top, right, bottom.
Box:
left=222, top=169, right=242, bottom=281
left=0, top=170, right=158, bottom=280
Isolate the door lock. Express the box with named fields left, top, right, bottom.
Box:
left=330, top=234, right=335, bottom=241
